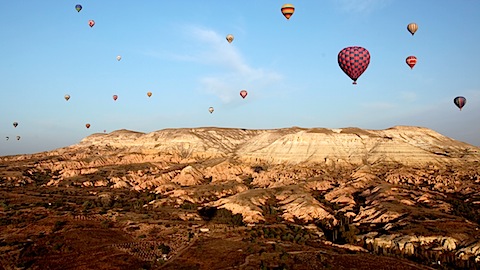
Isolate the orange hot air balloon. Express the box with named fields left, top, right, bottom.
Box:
left=113, top=95, right=118, bottom=101
left=281, top=4, right=295, bottom=20
left=147, top=91, right=152, bottom=97
left=88, top=20, right=95, bottom=28
left=406, top=56, right=417, bottom=69
left=85, top=123, right=91, bottom=129
left=240, top=90, right=248, bottom=99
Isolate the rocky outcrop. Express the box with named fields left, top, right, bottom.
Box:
left=1, top=125, right=480, bottom=264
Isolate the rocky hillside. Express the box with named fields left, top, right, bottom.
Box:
left=1, top=125, right=480, bottom=264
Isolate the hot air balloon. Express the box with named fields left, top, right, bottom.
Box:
left=281, top=4, right=295, bottom=20
left=64, top=94, right=70, bottom=101
left=208, top=107, right=214, bottom=114
left=88, top=20, right=95, bottom=28
left=454, top=96, right=466, bottom=111
left=13, top=122, right=18, bottom=128
left=226, top=34, right=234, bottom=44
left=338, top=46, right=370, bottom=84
left=6, top=137, right=9, bottom=141
left=86, top=123, right=91, bottom=129
left=75, top=4, right=82, bottom=12
left=104, top=130, right=106, bottom=133
left=406, top=56, right=417, bottom=69
left=113, top=95, right=118, bottom=101
left=116, top=55, right=122, bottom=61
left=407, top=23, right=418, bottom=36
left=240, top=90, right=248, bottom=99
left=16, top=136, right=20, bottom=141
left=147, top=91, right=152, bottom=97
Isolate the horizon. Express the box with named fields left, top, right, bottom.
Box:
left=1, top=1, right=479, bottom=155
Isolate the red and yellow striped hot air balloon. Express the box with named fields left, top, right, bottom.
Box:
left=406, top=56, right=417, bottom=69
left=281, top=4, right=295, bottom=20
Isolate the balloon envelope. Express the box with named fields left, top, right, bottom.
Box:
left=13, top=122, right=18, bottom=128
left=85, top=123, right=91, bottom=129
left=240, top=90, right=248, bottom=99
left=113, top=95, right=118, bottom=101
left=338, top=46, right=370, bottom=84
left=64, top=94, right=70, bottom=101
left=226, top=34, right=234, bottom=43
left=75, top=4, right=82, bottom=12
left=281, top=4, right=295, bottom=20
left=88, top=20, right=95, bottom=28
left=407, top=23, right=418, bottom=36
left=16, top=136, right=20, bottom=141
left=208, top=107, right=214, bottom=114
left=406, top=56, right=417, bottom=69
left=147, top=92, right=152, bottom=97
left=454, top=96, right=466, bottom=111
left=116, top=55, right=121, bottom=61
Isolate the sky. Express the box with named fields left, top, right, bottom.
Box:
left=1, top=1, right=479, bottom=156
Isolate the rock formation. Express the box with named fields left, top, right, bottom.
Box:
left=1, top=125, right=480, bottom=262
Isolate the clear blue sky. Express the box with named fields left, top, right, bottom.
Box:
left=1, top=1, right=479, bottom=155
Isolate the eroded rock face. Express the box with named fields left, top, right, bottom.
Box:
left=1, top=125, right=480, bottom=261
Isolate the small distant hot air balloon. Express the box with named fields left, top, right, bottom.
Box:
left=6, top=137, right=9, bottom=141
left=64, top=94, right=70, bottom=101
left=113, top=95, right=118, bottom=101
left=406, top=56, right=417, bottom=69
left=75, top=4, right=82, bottom=12
left=407, top=23, right=418, bottom=36
left=281, top=4, right=295, bottom=20
left=86, top=123, right=91, bottom=129
left=13, top=122, right=18, bottom=128
left=16, top=136, right=20, bottom=141
left=147, top=91, right=152, bottom=97
left=338, top=46, right=371, bottom=85
left=104, top=130, right=106, bottom=133
left=208, top=107, right=214, bottom=114
left=240, top=90, right=248, bottom=99
left=116, top=55, right=122, bottom=61
left=226, top=34, right=234, bottom=44
left=88, top=20, right=95, bottom=28
left=454, top=96, right=466, bottom=111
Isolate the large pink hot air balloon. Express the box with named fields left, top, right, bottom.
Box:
left=240, top=90, right=248, bottom=99
left=88, top=20, right=95, bottom=28
left=338, top=46, right=370, bottom=85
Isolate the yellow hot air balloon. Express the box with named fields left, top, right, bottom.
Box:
left=226, top=34, right=234, bottom=43
left=147, top=91, right=152, bottom=97
left=407, top=23, right=418, bottom=36
left=281, top=4, right=295, bottom=20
